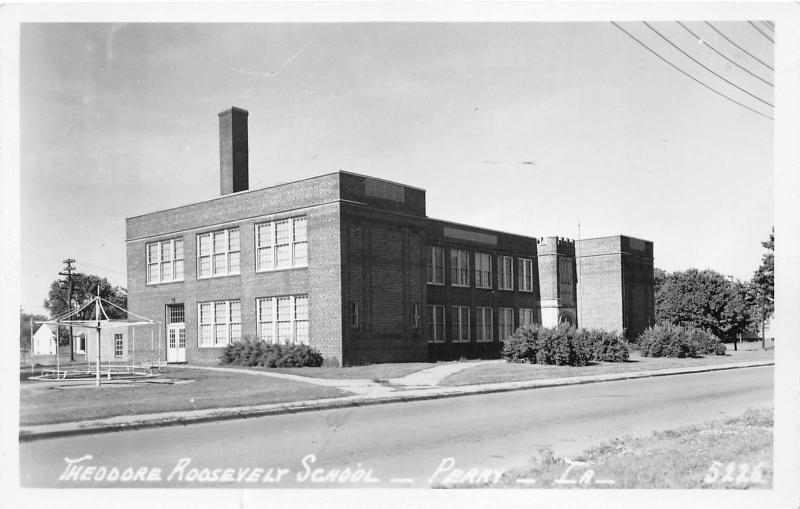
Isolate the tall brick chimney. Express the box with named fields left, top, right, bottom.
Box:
left=218, top=107, right=249, bottom=195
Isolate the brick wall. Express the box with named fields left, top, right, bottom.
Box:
left=537, top=237, right=577, bottom=327
left=423, top=219, right=541, bottom=361
left=339, top=203, right=428, bottom=364
left=126, top=201, right=343, bottom=365
left=576, top=236, right=654, bottom=339
left=127, top=173, right=343, bottom=240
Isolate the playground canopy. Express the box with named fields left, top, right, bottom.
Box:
left=32, top=288, right=163, bottom=387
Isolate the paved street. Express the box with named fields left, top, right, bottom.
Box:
left=20, top=366, right=773, bottom=488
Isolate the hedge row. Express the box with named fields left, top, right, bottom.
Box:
left=501, top=325, right=629, bottom=366
left=220, top=336, right=324, bottom=367
left=637, top=322, right=726, bottom=358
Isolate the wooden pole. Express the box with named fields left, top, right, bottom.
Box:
left=95, top=289, right=101, bottom=388
left=29, top=317, right=34, bottom=374
left=55, top=320, right=60, bottom=373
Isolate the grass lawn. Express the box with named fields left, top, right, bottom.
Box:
left=489, top=407, right=773, bottom=489
left=442, top=349, right=774, bottom=387
left=20, top=368, right=346, bottom=426
left=222, top=362, right=437, bottom=380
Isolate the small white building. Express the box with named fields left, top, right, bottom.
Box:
left=31, top=324, right=57, bottom=355
left=84, top=328, right=129, bottom=362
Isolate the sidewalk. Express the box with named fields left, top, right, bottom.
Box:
left=18, top=358, right=773, bottom=442
left=174, top=360, right=499, bottom=396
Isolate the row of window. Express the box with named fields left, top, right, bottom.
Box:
left=197, top=295, right=309, bottom=348
left=426, top=247, right=535, bottom=292
left=427, top=305, right=536, bottom=344
left=147, top=216, right=308, bottom=285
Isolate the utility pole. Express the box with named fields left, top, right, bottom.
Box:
left=577, top=220, right=583, bottom=327
left=59, top=258, right=76, bottom=361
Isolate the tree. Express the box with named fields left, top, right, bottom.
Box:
left=751, top=227, right=774, bottom=320
left=655, top=268, right=752, bottom=342
left=749, top=227, right=774, bottom=348
left=19, top=308, right=47, bottom=350
left=654, top=267, right=667, bottom=294
left=43, top=273, right=127, bottom=346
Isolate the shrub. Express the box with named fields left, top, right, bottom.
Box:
left=220, top=336, right=324, bottom=368
left=502, top=324, right=592, bottom=366
left=501, top=325, right=543, bottom=363
left=637, top=322, right=700, bottom=358
left=577, top=328, right=630, bottom=363
left=543, top=325, right=591, bottom=366
left=685, top=326, right=726, bottom=355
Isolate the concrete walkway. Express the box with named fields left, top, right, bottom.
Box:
left=179, top=365, right=392, bottom=396
left=388, top=360, right=500, bottom=387
left=175, top=360, right=499, bottom=396
left=19, top=359, right=773, bottom=441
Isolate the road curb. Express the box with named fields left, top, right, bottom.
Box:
left=19, top=360, right=774, bottom=442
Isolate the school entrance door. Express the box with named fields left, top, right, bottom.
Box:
left=166, top=304, right=186, bottom=363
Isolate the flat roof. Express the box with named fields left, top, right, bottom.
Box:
left=577, top=234, right=653, bottom=243
left=427, top=216, right=540, bottom=242
left=127, top=170, right=426, bottom=221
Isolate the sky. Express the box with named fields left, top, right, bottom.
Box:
left=18, top=21, right=774, bottom=315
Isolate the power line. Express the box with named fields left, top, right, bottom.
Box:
left=78, top=260, right=125, bottom=276
left=758, top=20, right=774, bottom=33
left=676, top=21, right=773, bottom=87
left=610, top=22, right=773, bottom=120
left=705, top=22, right=774, bottom=71
left=763, top=20, right=774, bottom=29
left=643, top=22, right=773, bottom=108
left=747, top=20, right=774, bottom=43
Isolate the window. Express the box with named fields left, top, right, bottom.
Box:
left=256, top=294, right=309, bottom=345
left=167, top=304, right=185, bottom=324
left=428, top=305, right=445, bottom=343
left=498, top=308, right=514, bottom=340
left=295, top=296, right=310, bottom=344
left=146, top=238, right=184, bottom=284
left=426, top=246, right=444, bottom=285
left=520, top=308, right=535, bottom=327
left=451, top=306, right=470, bottom=343
left=351, top=300, right=360, bottom=329
left=476, top=307, right=493, bottom=342
left=475, top=253, right=492, bottom=289
left=197, top=229, right=240, bottom=278
left=518, top=258, right=534, bottom=292
left=498, top=256, right=514, bottom=290
left=256, top=216, right=308, bottom=271
left=559, top=258, right=574, bottom=301
left=198, top=300, right=241, bottom=347
left=114, top=334, right=123, bottom=357
left=450, top=249, right=470, bottom=287
left=276, top=297, right=292, bottom=343
left=411, top=303, right=421, bottom=331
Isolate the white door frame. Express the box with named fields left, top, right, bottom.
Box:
left=166, top=323, right=186, bottom=363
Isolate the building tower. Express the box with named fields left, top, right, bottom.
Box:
left=575, top=235, right=654, bottom=340
left=536, top=237, right=578, bottom=327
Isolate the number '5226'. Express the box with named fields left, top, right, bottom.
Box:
left=702, top=461, right=767, bottom=485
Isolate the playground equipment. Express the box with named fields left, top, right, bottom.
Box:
left=30, top=287, right=164, bottom=387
